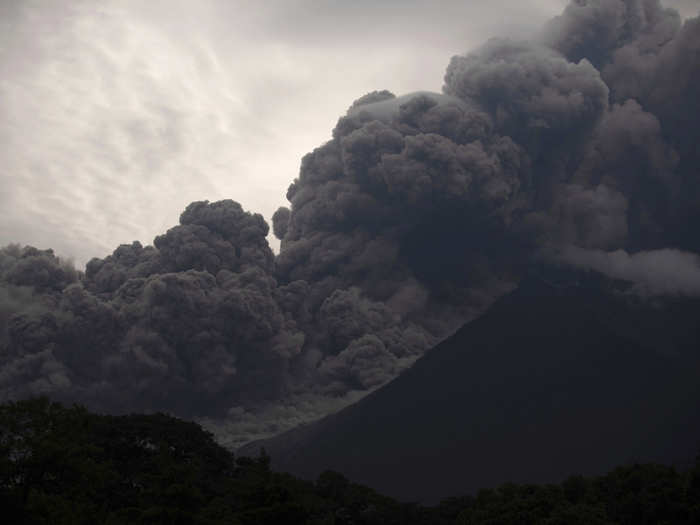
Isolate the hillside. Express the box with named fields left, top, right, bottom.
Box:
left=242, top=273, right=700, bottom=503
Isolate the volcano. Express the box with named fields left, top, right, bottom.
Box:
left=241, top=271, right=700, bottom=503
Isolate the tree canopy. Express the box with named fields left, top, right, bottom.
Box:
left=1, top=398, right=698, bottom=524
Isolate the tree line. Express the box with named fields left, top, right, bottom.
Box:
left=1, top=398, right=698, bottom=524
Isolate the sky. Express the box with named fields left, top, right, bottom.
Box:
left=0, top=0, right=626, bottom=267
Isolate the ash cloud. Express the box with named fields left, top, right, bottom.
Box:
left=1, top=203, right=303, bottom=417
left=558, top=246, right=700, bottom=296
left=2, top=0, right=699, bottom=445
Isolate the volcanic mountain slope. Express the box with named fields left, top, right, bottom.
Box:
left=241, top=272, right=700, bottom=503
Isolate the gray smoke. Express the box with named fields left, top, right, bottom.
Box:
left=557, top=246, right=700, bottom=296
left=1, top=203, right=304, bottom=417
left=1, top=0, right=699, bottom=445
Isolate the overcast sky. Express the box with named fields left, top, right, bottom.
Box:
left=1, top=0, right=696, bottom=267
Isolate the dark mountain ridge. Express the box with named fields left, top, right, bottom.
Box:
left=242, top=272, right=700, bottom=503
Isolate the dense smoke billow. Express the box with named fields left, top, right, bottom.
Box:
left=1, top=0, right=699, bottom=446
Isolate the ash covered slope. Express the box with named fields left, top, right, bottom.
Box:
left=242, top=271, right=700, bottom=503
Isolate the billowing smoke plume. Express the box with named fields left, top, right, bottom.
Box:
left=1, top=0, right=699, bottom=446
left=1, top=204, right=305, bottom=417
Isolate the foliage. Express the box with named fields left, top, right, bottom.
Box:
left=1, top=398, right=698, bottom=524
